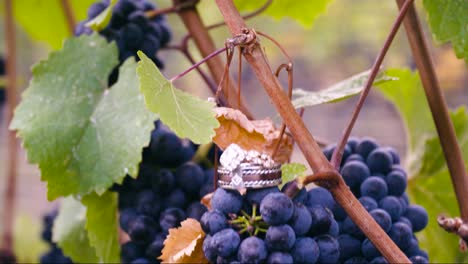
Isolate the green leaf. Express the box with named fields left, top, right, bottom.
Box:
left=10, top=34, right=156, bottom=199
left=82, top=191, right=120, bottom=263
left=85, top=0, right=117, bottom=31
left=12, top=0, right=96, bottom=49
left=136, top=51, right=219, bottom=144
left=376, top=68, right=468, bottom=262
left=53, top=197, right=98, bottom=263
left=13, top=215, right=48, bottom=263
left=423, top=0, right=468, bottom=61
left=280, top=163, right=307, bottom=188
left=234, top=0, right=333, bottom=28
left=292, top=70, right=395, bottom=109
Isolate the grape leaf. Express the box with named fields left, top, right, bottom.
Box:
left=13, top=215, right=48, bottom=263
left=12, top=0, right=95, bottom=49
left=234, top=0, right=332, bottom=28
left=10, top=34, right=156, bottom=199
left=292, top=70, right=395, bottom=109
left=213, top=107, right=293, bottom=164
left=376, top=68, right=468, bottom=262
left=86, top=0, right=117, bottom=31
left=423, top=0, right=468, bottom=61
left=52, top=197, right=98, bottom=263
left=159, top=219, right=208, bottom=263
left=136, top=51, right=219, bottom=144
left=280, top=163, right=307, bottom=188
left=82, top=191, right=120, bottom=263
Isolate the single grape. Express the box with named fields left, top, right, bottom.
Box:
left=260, top=192, right=294, bottom=225
left=404, top=238, right=420, bottom=257
left=356, top=137, right=379, bottom=159
left=265, top=225, right=296, bottom=251
left=384, top=146, right=400, bottom=164
left=388, top=222, right=413, bottom=250
left=332, top=203, right=347, bottom=221
left=145, top=233, right=165, bottom=259
left=396, top=216, right=413, bottom=231
left=175, top=162, right=204, bottom=196
left=291, top=237, right=319, bottom=264
left=267, top=252, right=293, bottom=264
left=237, top=236, right=268, bottom=264
left=346, top=154, right=365, bottom=163
left=127, top=215, right=158, bottom=243
left=202, top=235, right=217, bottom=263
left=211, top=228, right=240, bottom=257
left=370, top=256, right=388, bottom=264
left=87, top=2, right=107, bottom=19
left=385, top=170, right=407, bottom=196
left=366, top=148, right=393, bottom=174
left=360, top=177, right=388, bottom=200
left=359, top=196, right=378, bottom=212
left=306, top=187, right=336, bottom=209
left=409, top=256, right=429, bottom=264
left=328, top=219, right=340, bottom=237
left=245, top=187, right=279, bottom=206
left=151, top=168, right=175, bottom=195
left=121, top=241, right=145, bottom=263
left=159, top=208, right=186, bottom=232
left=347, top=137, right=360, bottom=152
left=200, top=210, right=227, bottom=235
left=315, top=235, right=340, bottom=263
left=135, top=190, right=160, bottom=218
left=341, top=216, right=364, bottom=239
left=344, top=256, right=369, bottom=264
left=338, top=234, right=362, bottom=261
left=341, top=161, right=370, bottom=189
left=378, top=196, right=403, bottom=221
left=404, top=205, right=428, bottom=232
left=186, top=202, right=207, bottom=221
left=369, top=209, right=392, bottom=232
left=131, top=258, right=151, bottom=264
left=361, top=238, right=381, bottom=260
left=289, top=203, right=312, bottom=236
left=162, top=188, right=187, bottom=209
left=308, top=205, right=333, bottom=236
left=119, top=208, right=137, bottom=233
left=211, top=188, right=243, bottom=215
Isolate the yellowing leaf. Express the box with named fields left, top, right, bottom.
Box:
left=213, top=107, right=293, bottom=163
left=137, top=51, right=219, bottom=144
left=85, top=0, right=117, bottom=31
left=159, top=219, right=208, bottom=263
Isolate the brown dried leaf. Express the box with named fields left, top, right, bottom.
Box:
left=213, top=107, right=293, bottom=163
left=201, top=192, right=213, bottom=211
left=159, top=219, right=208, bottom=264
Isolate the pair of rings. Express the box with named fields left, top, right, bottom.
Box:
left=217, top=162, right=282, bottom=189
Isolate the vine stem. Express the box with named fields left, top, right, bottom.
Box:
left=170, top=47, right=227, bottom=82
left=174, top=0, right=254, bottom=119
left=395, top=0, right=468, bottom=222
left=60, top=0, right=76, bottom=34
left=214, top=0, right=410, bottom=262
left=330, top=0, right=414, bottom=169
left=2, top=0, right=19, bottom=253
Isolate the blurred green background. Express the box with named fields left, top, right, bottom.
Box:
left=0, top=0, right=466, bottom=262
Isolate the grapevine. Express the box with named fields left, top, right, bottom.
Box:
left=1, top=0, right=467, bottom=264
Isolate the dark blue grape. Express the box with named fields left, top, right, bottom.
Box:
left=361, top=238, right=381, bottom=260
left=151, top=168, right=174, bottom=195
left=145, top=233, right=165, bottom=259
left=347, top=137, right=360, bottom=153
left=369, top=256, right=388, bottom=263
left=366, top=148, right=393, bottom=174
left=404, top=238, right=420, bottom=257
left=186, top=202, right=207, bottom=221
left=121, top=241, right=145, bottom=263
left=87, top=2, right=107, bottom=19
left=384, top=147, right=400, bottom=164
left=400, top=193, right=409, bottom=208
left=379, top=196, right=403, bottom=221
left=306, top=187, right=336, bottom=209
left=212, top=188, right=243, bottom=215
left=308, top=205, right=333, bottom=236
left=175, top=162, right=204, bottom=196
left=159, top=208, right=186, bottom=232
left=360, top=177, right=388, bottom=200
left=135, top=190, right=160, bottom=218
left=289, top=203, right=312, bottom=236
left=162, top=188, right=187, bottom=209
left=388, top=222, right=413, bottom=249
left=410, top=256, right=429, bottom=264
left=291, top=237, right=319, bottom=264
left=386, top=170, right=407, bottom=196
left=131, top=258, right=151, bottom=264
left=341, top=216, right=364, bottom=239
left=202, top=235, right=217, bottom=263
left=391, top=165, right=407, bottom=176
left=332, top=203, right=347, bottom=221
left=341, top=161, right=370, bottom=189
left=315, top=235, right=340, bottom=263
left=150, top=130, right=193, bottom=167
left=119, top=208, right=137, bottom=233
left=396, top=216, right=413, bottom=231
left=404, top=205, right=428, bottom=232
left=199, top=183, right=214, bottom=198
left=260, top=193, right=294, bottom=225
left=346, top=154, right=364, bottom=163
left=344, top=256, right=369, bottom=264
left=127, top=215, right=158, bottom=243
left=211, top=228, right=240, bottom=257
left=200, top=210, right=227, bottom=235
left=245, top=187, right=279, bottom=206
left=267, top=252, right=293, bottom=264
left=369, top=209, right=392, bottom=232
left=237, top=236, right=267, bottom=264
left=359, top=196, right=378, bottom=212
left=265, top=225, right=296, bottom=251
left=338, top=234, right=362, bottom=261
left=328, top=219, right=340, bottom=237
left=40, top=247, right=73, bottom=264
left=356, top=137, right=379, bottom=159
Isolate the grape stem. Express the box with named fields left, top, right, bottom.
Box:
left=329, top=0, right=415, bottom=170
left=214, top=0, right=411, bottom=262
left=1, top=0, right=19, bottom=254
left=395, top=0, right=468, bottom=236
left=59, top=0, right=76, bottom=34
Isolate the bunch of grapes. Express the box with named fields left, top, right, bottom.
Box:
left=320, top=137, right=430, bottom=263
left=113, top=122, right=214, bottom=263
left=201, top=184, right=342, bottom=264
left=39, top=210, right=73, bottom=264
left=75, top=0, right=171, bottom=83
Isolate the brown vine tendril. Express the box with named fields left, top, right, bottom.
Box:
left=330, top=0, right=415, bottom=170
left=145, top=0, right=200, bottom=18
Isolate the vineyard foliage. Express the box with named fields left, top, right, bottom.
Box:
left=4, top=0, right=468, bottom=263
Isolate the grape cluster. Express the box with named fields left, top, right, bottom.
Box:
left=113, top=122, right=214, bottom=263
left=201, top=185, right=342, bottom=264
left=39, top=210, right=73, bottom=264
left=321, top=137, right=430, bottom=263
left=75, top=0, right=171, bottom=83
